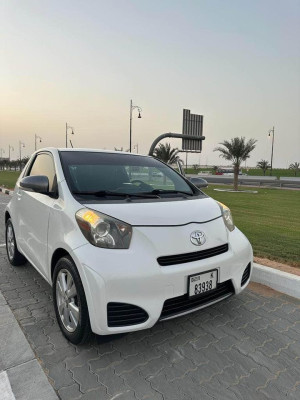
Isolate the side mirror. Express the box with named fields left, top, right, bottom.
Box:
left=20, top=175, right=49, bottom=194
left=188, top=177, right=208, bottom=188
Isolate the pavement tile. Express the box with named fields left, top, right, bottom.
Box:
left=7, top=359, right=58, bottom=400
left=48, top=363, right=75, bottom=390
left=114, top=353, right=148, bottom=375
left=47, top=330, right=71, bottom=349
left=58, top=383, right=82, bottom=400
left=156, top=342, right=184, bottom=364
left=43, top=345, right=78, bottom=367
left=72, top=364, right=106, bottom=394
left=95, top=366, right=126, bottom=396
left=0, top=304, right=15, bottom=326
left=0, top=320, right=35, bottom=370
left=122, top=370, right=163, bottom=400
left=89, top=351, right=123, bottom=371
left=138, top=356, right=169, bottom=378
left=0, top=291, right=7, bottom=305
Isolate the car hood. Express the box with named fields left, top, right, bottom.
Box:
left=83, top=197, right=222, bottom=226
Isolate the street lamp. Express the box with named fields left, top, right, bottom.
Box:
left=19, top=141, right=25, bottom=169
left=129, top=100, right=142, bottom=153
left=35, top=134, right=42, bottom=151
left=8, top=145, right=14, bottom=161
left=268, top=127, right=275, bottom=176
left=66, top=123, right=74, bottom=148
left=0, top=148, right=5, bottom=160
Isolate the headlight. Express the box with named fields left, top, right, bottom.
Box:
left=217, top=202, right=235, bottom=232
left=75, top=209, right=132, bottom=249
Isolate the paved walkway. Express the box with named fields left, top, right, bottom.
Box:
left=1, top=193, right=300, bottom=400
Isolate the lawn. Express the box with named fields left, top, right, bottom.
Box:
left=185, top=167, right=298, bottom=178
left=1, top=171, right=299, bottom=267
left=0, top=171, right=20, bottom=189
left=202, top=185, right=300, bottom=268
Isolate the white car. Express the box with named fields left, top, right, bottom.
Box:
left=5, top=149, right=253, bottom=344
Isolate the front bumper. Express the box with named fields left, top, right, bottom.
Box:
left=72, top=225, right=253, bottom=335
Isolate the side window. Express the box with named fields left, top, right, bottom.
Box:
left=28, top=153, right=57, bottom=192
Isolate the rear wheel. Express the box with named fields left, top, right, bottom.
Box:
left=53, top=256, right=92, bottom=344
left=5, top=219, right=27, bottom=266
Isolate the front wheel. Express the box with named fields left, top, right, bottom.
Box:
left=53, top=256, right=92, bottom=344
left=5, top=218, right=27, bottom=266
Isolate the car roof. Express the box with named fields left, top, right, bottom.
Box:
left=37, top=147, right=151, bottom=158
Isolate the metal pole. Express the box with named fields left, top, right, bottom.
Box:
left=269, top=126, right=275, bottom=176
left=19, top=141, right=21, bottom=168
left=66, top=123, right=68, bottom=148
left=129, top=100, right=132, bottom=153
left=149, top=133, right=205, bottom=156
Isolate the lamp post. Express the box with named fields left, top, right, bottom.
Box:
left=35, top=134, right=42, bottom=151
left=8, top=145, right=14, bottom=161
left=19, top=141, right=25, bottom=169
left=0, top=148, right=5, bottom=160
left=129, top=100, right=142, bottom=153
left=268, top=127, right=275, bottom=176
left=66, top=123, right=74, bottom=148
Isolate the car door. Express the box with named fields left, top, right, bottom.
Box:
left=16, top=152, right=57, bottom=279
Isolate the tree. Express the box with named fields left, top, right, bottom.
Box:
left=153, top=143, right=181, bottom=164
left=212, top=166, right=218, bottom=174
left=257, top=159, right=271, bottom=176
left=214, top=137, right=257, bottom=190
left=289, top=162, right=300, bottom=176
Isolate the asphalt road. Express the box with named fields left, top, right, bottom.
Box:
left=0, top=193, right=300, bottom=400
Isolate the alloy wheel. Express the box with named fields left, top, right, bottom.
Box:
left=6, top=225, right=15, bottom=260
left=56, top=269, right=80, bottom=332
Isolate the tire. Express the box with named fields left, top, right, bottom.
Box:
left=53, top=256, right=92, bottom=344
left=5, top=218, right=27, bottom=266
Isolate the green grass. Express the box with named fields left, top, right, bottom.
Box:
left=185, top=167, right=298, bottom=178
left=244, top=168, right=297, bottom=178
left=1, top=171, right=299, bottom=267
left=0, top=171, right=20, bottom=189
left=202, top=185, right=300, bottom=268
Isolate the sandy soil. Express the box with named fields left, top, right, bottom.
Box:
left=254, top=257, right=300, bottom=276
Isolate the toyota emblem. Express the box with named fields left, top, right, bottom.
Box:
left=190, top=231, right=206, bottom=246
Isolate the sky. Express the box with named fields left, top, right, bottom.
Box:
left=0, top=0, right=299, bottom=168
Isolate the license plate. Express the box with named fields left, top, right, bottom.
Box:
left=188, top=270, right=218, bottom=297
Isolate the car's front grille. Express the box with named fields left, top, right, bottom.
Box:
left=241, top=263, right=251, bottom=286
left=107, top=302, right=149, bottom=327
left=157, top=243, right=229, bottom=266
left=159, top=280, right=235, bottom=320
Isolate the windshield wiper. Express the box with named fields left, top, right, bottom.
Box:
left=72, top=190, right=159, bottom=199
left=149, top=189, right=194, bottom=197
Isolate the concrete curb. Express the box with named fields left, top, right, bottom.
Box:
left=0, top=187, right=13, bottom=196
left=0, top=292, right=58, bottom=400
left=252, top=263, right=300, bottom=299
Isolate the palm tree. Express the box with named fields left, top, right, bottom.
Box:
left=214, top=137, right=257, bottom=190
left=289, top=162, right=300, bottom=176
left=257, top=159, right=271, bottom=176
left=153, top=143, right=180, bottom=164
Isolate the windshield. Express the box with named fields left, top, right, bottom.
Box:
left=59, top=151, right=196, bottom=199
